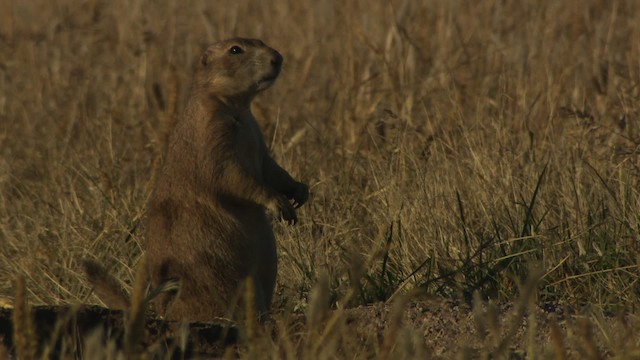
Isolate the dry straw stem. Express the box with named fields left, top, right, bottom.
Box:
left=378, top=294, right=411, bottom=360
left=243, top=276, right=257, bottom=344
left=549, top=316, right=568, bottom=360
left=304, top=272, right=342, bottom=358
left=495, top=268, right=543, bottom=355
left=470, top=268, right=544, bottom=357
left=124, top=256, right=150, bottom=356
left=305, top=272, right=330, bottom=331
left=39, top=305, right=80, bottom=359
left=82, top=327, right=120, bottom=360
left=0, top=343, right=8, bottom=359
left=578, top=318, right=604, bottom=360
left=12, top=276, right=36, bottom=360
left=148, top=65, right=180, bottom=192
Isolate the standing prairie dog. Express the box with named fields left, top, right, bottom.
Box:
left=145, top=38, right=308, bottom=321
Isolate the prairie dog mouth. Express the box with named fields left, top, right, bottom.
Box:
left=261, top=74, right=278, bottom=83
left=257, top=55, right=282, bottom=88
left=262, top=68, right=280, bottom=82
left=257, top=71, right=280, bottom=88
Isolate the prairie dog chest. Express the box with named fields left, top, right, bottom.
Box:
left=234, top=114, right=265, bottom=178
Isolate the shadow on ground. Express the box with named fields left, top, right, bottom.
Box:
left=0, top=305, right=238, bottom=358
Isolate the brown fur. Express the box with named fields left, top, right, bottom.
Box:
left=145, top=38, right=308, bottom=322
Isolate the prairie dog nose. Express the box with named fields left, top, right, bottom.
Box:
left=271, top=52, right=283, bottom=69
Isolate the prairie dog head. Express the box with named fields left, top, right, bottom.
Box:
left=194, top=38, right=283, bottom=102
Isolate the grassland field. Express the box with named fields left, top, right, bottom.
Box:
left=1, top=0, right=640, bottom=358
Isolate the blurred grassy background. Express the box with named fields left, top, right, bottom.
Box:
left=1, top=0, right=639, bottom=318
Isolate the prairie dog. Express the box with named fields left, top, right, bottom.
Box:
left=145, top=38, right=308, bottom=321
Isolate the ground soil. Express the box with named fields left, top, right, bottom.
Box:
left=0, top=299, right=635, bottom=358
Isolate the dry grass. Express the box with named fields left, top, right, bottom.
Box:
left=1, top=0, right=640, bottom=357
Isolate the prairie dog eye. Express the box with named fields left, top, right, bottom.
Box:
left=228, top=46, right=244, bottom=55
